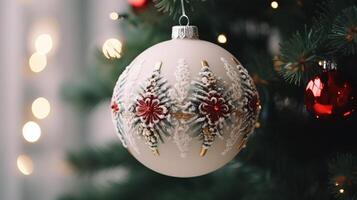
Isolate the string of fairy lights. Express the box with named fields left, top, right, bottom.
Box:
left=17, top=33, right=54, bottom=176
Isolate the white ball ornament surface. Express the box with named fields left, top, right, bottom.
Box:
left=111, top=26, right=260, bottom=177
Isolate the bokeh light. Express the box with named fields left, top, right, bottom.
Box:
left=28, top=18, right=59, bottom=54
left=217, top=34, right=227, bottom=44
left=17, top=155, right=34, bottom=175
left=271, top=1, right=279, bottom=9
left=22, top=121, right=41, bottom=143
left=29, top=52, right=47, bottom=73
left=102, top=38, right=122, bottom=59
left=32, top=97, right=51, bottom=119
left=109, top=12, right=119, bottom=20
left=35, top=34, right=53, bottom=54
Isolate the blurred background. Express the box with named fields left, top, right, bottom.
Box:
left=0, top=0, right=127, bottom=199
left=1, top=0, right=356, bottom=200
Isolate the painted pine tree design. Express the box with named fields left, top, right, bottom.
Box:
left=187, top=60, right=234, bottom=156
left=232, top=58, right=261, bottom=142
left=111, top=64, right=134, bottom=147
left=169, top=59, right=193, bottom=158
left=220, top=57, right=245, bottom=155
left=131, top=61, right=173, bottom=155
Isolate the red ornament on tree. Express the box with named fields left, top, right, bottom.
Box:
left=128, top=0, right=147, bottom=9
left=304, top=61, right=356, bottom=119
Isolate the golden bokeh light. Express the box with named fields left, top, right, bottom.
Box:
left=217, top=34, right=227, bottom=44
left=271, top=1, right=279, bottom=9
left=35, top=34, right=53, bottom=54
left=109, top=12, right=119, bottom=20
left=32, top=97, right=51, bottom=119
left=102, top=38, right=122, bottom=59
left=29, top=52, right=47, bottom=73
left=17, top=155, right=34, bottom=175
left=255, top=122, right=261, bottom=128
left=22, top=121, right=41, bottom=143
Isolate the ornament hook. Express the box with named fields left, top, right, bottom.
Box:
left=179, top=15, right=190, bottom=26
left=179, top=0, right=190, bottom=26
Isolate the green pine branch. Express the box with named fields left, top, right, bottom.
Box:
left=329, top=6, right=357, bottom=55
left=277, top=27, right=321, bottom=86
left=59, top=163, right=279, bottom=200
left=245, top=51, right=277, bottom=86
left=312, top=0, right=352, bottom=35
left=278, top=1, right=357, bottom=86
left=154, top=0, right=208, bottom=19
left=66, top=143, right=139, bottom=174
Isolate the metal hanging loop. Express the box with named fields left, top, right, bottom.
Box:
left=179, top=0, right=190, bottom=26
left=179, top=15, right=190, bottom=26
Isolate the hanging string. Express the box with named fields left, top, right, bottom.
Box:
left=181, top=0, right=186, bottom=16
left=179, top=0, right=190, bottom=26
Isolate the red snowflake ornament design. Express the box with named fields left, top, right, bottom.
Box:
left=111, top=101, right=120, bottom=113
left=247, top=94, right=260, bottom=114
left=135, top=94, right=168, bottom=127
left=199, top=91, right=230, bottom=125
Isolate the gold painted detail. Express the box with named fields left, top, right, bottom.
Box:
left=200, top=148, right=208, bottom=157
left=200, top=127, right=212, bottom=157
left=237, top=138, right=247, bottom=152
left=172, top=112, right=194, bottom=120
left=154, top=61, right=162, bottom=71
left=152, top=149, right=160, bottom=156
left=201, top=60, right=209, bottom=67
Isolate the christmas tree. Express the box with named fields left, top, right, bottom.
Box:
left=60, top=0, right=357, bottom=199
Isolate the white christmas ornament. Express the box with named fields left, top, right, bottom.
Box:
left=111, top=25, right=260, bottom=177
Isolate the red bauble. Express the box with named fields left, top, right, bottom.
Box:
left=128, top=0, right=147, bottom=8
left=304, top=69, right=356, bottom=119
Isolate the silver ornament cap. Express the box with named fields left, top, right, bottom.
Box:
left=319, top=60, right=337, bottom=71
left=171, top=25, right=199, bottom=39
